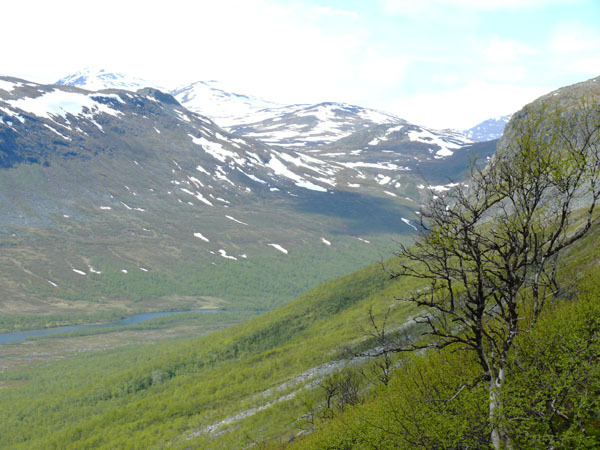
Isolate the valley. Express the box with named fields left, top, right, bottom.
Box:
left=1, top=64, right=598, bottom=449
left=0, top=72, right=493, bottom=328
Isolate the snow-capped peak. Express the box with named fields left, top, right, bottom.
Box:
left=171, top=80, right=282, bottom=127
left=56, top=68, right=166, bottom=92
left=463, top=114, right=512, bottom=142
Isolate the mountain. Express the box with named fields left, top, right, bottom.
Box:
left=56, top=69, right=284, bottom=127
left=170, top=80, right=282, bottom=127
left=0, top=75, right=431, bottom=318
left=1, top=74, right=495, bottom=318
left=0, top=175, right=597, bottom=449
left=228, top=102, right=403, bottom=147
left=56, top=69, right=477, bottom=152
left=55, top=67, right=166, bottom=92
left=463, top=114, right=511, bottom=141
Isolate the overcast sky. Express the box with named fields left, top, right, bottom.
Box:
left=2, top=0, right=600, bottom=129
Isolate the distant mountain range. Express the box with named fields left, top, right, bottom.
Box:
left=56, top=68, right=507, bottom=143
left=0, top=70, right=496, bottom=317
left=463, top=115, right=512, bottom=141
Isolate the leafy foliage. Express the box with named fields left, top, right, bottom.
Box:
left=291, top=267, right=600, bottom=450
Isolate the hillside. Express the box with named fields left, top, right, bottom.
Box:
left=289, top=74, right=600, bottom=449
left=0, top=244, right=417, bottom=448
left=0, top=201, right=597, bottom=449
left=0, top=75, right=598, bottom=449
left=0, top=75, right=492, bottom=328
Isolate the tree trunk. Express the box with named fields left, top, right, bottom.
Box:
left=489, top=366, right=512, bottom=449
left=489, top=377, right=502, bottom=450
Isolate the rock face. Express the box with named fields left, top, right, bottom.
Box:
left=498, top=75, right=600, bottom=152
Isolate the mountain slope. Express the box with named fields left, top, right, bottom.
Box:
left=0, top=235, right=419, bottom=448
left=170, top=80, right=282, bottom=127
left=0, top=200, right=598, bottom=449
left=1, top=76, right=424, bottom=319
left=228, top=102, right=403, bottom=147
left=56, top=69, right=285, bottom=127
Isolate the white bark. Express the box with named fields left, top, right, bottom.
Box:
left=489, top=366, right=512, bottom=450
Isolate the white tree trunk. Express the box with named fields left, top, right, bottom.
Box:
left=489, top=379, right=502, bottom=449
left=489, top=366, right=511, bottom=449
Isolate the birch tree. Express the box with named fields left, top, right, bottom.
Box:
left=394, top=102, right=600, bottom=449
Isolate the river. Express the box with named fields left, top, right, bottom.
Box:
left=0, top=310, right=218, bottom=344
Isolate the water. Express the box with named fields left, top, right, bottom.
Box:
left=0, top=310, right=217, bottom=344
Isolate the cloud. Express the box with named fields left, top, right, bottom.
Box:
left=549, top=23, right=600, bottom=54
left=0, top=0, right=371, bottom=104
left=358, top=51, right=410, bottom=86
left=482, top=37, right=538, bottom=64
left=544, top=22, right=600, bottom=77
left=313, top=6, right=359, bottom=19
left=386, top=82, right=551, bottom=129
left=382, top=0, right=577, bottom=13
left=568, top=55, right=600, bottom=75
left=1, top=0, right=595, bottom=132
left=442, top=0, right=575, bottom=9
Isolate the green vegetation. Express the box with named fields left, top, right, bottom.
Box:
left=0, top=255, right=422, bottom=448
left=391, top=101, right=600, bottom=448
left=288, top=101, right=600, bottom=449
left=290, top=267, right=600, bottom=450
left=0, top=215, right=597, bottom=448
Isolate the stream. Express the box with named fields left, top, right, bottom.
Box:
left=0, top=310, right=218, bottom=344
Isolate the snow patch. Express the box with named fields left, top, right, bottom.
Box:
left=189, top=134, right=244, bottom=165
left=268, top=243, right=288, bottom=254
left=8, top=90, right=122, bottom=120
left=226, top=215, right=248, bottom=225
left=340, top=162, right=410, bottom=171
left=43, top=124, right=71, bottom=140
left=401, top=218, right=418, bottom=231
left=407, top=128, right=470, bottom=157
left=180, top=188, right=213, bottom=206
left=375, top=174, right=391, bottom=185
left=193, top=232, right=209, bottom=242
left=218, top=249, right=238, bottom=260
left=0, top=80, right=23, bottom=92
left=196, top=165, right=210, bottom=175
left=267, top=156, right=327, bottom=192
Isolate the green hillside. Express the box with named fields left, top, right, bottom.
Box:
left=291, top=267, right=600, bottom=449
left=0, top=212, right=598, bottom=449
left=0, top=249, right=419, bottom=448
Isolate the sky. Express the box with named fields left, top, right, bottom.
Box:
left=2, top=0, right=600, bottom=129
